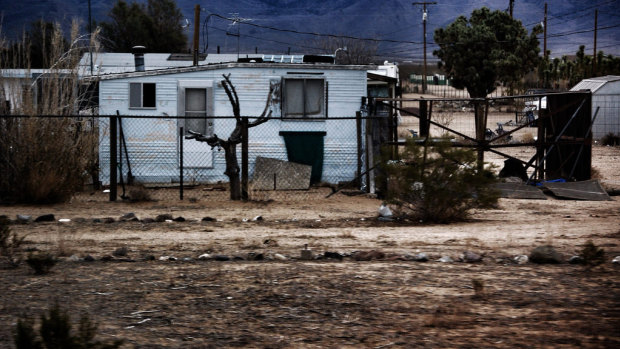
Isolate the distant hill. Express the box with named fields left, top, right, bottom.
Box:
left=1, top=0, right=618, bottom=59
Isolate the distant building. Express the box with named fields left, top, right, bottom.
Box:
left=571, top=75, right=620, bottom=139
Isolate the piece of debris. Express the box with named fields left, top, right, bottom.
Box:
left=461, top=251, right=483, bottom=263
left=273, top=253, right=287, bottom=261
left=323, top=251, right=344, bottom=260
left=182, top=257, right=193, bottom=262
left=141, top=218, right=156, bottom=224
left=156, top=214, right=173, bottom=222
left=68, top=255, right=81, bottom=262
left=300, top=244, right=314, bottom=260
left=514, top=255, right=529, bottom=264
left=378, top=204, right=393, bottom=218
left=246, top=252, right=264, bottom=261
left=34, top=214, right=55, bottom=222
left=16, top=215, right=32, bottom=223
left=58, top=218, right=71, bottom=223
left=353, top=250, right=385, bottom=261
left=214, top=255, right=230, bottom=261
left=542, top=179, right=612, bottom=201
left=438, top=256, right=454, bottom=263
left=173, top=216, right=186, bottom=222
left=84, top=255, right=95, bottom=262
left=263, top=239, right=279, bottom=247
left=113, top=246, right=129, bottom=257
left=201, top=216, right=216, bottom=222
left=529, top=245, right=562, bottom=264
left=612, top=256, right=620, bottom=264
left=159, top=256, right=176, bottom=261
left=499, top=158, right=528, bottom=182
left=198, top=253, right=212, bottom=260
left=568, top=255, right=584, bottom=264
left=411, top=252, right=429, bottom=262
left=252, top=215, right=263, bottom=221
left=120, top=212, right=138, bottom=221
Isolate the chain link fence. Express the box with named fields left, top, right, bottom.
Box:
left=2, top=91, right=614, bottom=203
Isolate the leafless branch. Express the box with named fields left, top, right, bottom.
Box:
left=221, top=74, right=240, bottom=121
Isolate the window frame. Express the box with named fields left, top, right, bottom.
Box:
left=282, top=76, right=327, bottom=119
left=129, top=82, right=156, bottom=109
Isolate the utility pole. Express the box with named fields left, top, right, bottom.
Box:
left=593, top=9, right=598, bottom=76
left=543, top=3, right=547, bottom=59
left=509, top=0, right=514, bottom=18
left=193, top=4, right=200, bottom=66
left=88, top=0, right=93, bottom=75
left=413, top=2, right=437, bottom=94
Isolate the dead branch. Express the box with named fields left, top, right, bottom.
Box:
left=221, top=74, right=240, bottom=121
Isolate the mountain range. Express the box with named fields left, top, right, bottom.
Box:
left=1, top=0, right=618, bottom=60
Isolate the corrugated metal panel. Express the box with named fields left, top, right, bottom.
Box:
left=571, top=80, right=606, bottom=93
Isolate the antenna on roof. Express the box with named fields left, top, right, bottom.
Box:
left=226, top=13, right=253, bottom=60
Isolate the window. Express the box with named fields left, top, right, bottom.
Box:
left=184, top=88, right=208, bottom=135
left=129, top=82, right=156, bottom=108
left=283, top=78, right=325, bottom=118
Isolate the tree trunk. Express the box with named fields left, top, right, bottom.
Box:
left=222, top=142, right=241, bottom=200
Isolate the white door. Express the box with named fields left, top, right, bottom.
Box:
left=178, top=82, right=214, bottom=168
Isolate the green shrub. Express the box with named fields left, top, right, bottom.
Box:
left=15, top=303, right=123, bottom=349
left=382, top=139, right=499, bottom=223
left=26, top=253, right=58, bottom=275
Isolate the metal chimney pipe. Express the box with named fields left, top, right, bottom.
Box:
left=132, top=46, right=146, bottom=72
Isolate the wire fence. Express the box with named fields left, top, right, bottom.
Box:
left=1, top=91, right=615, bottom=203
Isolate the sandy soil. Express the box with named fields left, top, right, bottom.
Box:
left=1, top=146, right=619, bottom=348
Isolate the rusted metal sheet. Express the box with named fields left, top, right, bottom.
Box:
left=542, top=179, right=612, bottom=201
left=495, top=182, right=547, bottom=200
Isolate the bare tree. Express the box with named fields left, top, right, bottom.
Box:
left=186, top=74, right=275, bottom=200
left=315, top=37, right=378, bottom=64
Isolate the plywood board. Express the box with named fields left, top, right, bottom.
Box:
left=251, top=156, right=312, bottom=190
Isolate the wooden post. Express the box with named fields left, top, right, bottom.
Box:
left=241, top=118, right=249, bottom=201
left=419, top=99, right=428, bottom=138
left=537, top=109, right=546, bottom=181
left=109, top=114, right=117, bottom=201
left=474, top=101, right=487, bottom=170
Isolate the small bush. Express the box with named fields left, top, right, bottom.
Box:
left=579, top=240, right=605, bottom=267
left=520, top=132, right=535, bottom=143
left=1, top=216, right=26, bottom=266
left=26, top=253, right=58, bottom=275
left=382, top=139, right=499, bottom=223
left=601, top=132, right=620, bottom=146
left=14, top=303, right=123, bottom=349
left=127, top=185, right=152, bottom=202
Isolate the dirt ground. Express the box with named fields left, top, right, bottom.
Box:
left=1, top=146, right=619, bottom=348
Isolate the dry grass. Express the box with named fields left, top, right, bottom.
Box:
left=0, top=20, right=100, bottom=204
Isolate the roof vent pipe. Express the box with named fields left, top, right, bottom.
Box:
left=132, top=46, right=146, bottom=72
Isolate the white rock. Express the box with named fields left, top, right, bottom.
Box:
left=198, top=253, right=212, bottom=260
left=438, top=256, right=453, bottom=263
left=58, top=218, right=71, bottom=223
left=378, top=204, right=393, bottom=217
left=274, top=253, right=287, bottom=261
left=252, top=215, right=263, bottom=221
left=612, top=256, right=620, bottom=264
left=514, top=255, right=529, bottom=264
left=68, top=255, right=81, bottom=262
